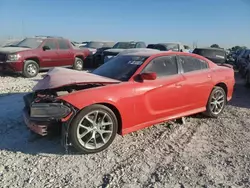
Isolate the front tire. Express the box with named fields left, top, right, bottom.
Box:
left=73, top=57, right=84, bottom=71
left=203, top=86, right=226, bottom=118
left=69, top=104, right=118, bottom=154
left=22, top=60, right=39, bottom=78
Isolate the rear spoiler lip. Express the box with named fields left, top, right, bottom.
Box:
left=218, top=63, right=233, bottom=69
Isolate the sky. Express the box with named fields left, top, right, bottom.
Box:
left=0, top=0, right=250, bottom=48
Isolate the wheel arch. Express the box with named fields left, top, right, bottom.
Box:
left=72, top=102, right=123, bottom=135
left=75, top=55, right=85, bottom=61
left=24, top=57, right=40, bottom=67
left=214, top=82, right=228, bottom=97
left=97, top=102, right=122, bottom=135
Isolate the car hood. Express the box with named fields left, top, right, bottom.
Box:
left=0, top=47, right=30, bottom=53
left=104, top=49, right=126, bottom=53
left=33, top=67, right=121, bottom=91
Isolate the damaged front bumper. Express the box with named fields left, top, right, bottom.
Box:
left=22, top=93, right=75, bottom=137
left=23, top=92, right=78, bottom=153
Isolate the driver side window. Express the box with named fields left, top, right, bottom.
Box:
left=142, top=56, right=178, bottom=78
left=43, top=40, right=57, bottom=50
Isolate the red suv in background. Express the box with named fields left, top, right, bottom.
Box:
left=0, top=36, right=90, bottom=77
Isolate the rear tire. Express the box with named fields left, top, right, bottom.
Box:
left=203, top=86, right=226, bottom=118
left=69, top=104, right=118, bottom=154
left=73, top=57, right=84, bottom=71
left=22, top=60, right=39, bottom=78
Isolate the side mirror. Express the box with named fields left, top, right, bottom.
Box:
left=140, top=72, right=157, bottom=80
left=43, top=46, right=50, bottom=51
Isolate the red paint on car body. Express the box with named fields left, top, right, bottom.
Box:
left=34, top=52, right=235, bottom=136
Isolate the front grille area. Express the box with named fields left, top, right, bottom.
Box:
left=0, top=53, right=7, bottom=61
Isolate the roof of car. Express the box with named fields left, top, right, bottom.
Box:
left=159, top=42, right=182, bottom=45
left=194, top=47, right=225, bottom=51
left=88, top=41, right=115, bottom=43
left=119, top=48, right=168, bottom=56
left=116, top=41, right=144, bottom=43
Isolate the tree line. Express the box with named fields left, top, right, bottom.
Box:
left=210, top=44, right=247, bottom=51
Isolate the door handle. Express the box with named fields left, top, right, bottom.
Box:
left=175, top=83, right=182, bottom=88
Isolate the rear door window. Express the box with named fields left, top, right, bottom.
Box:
left=58, top=39, right=70, bottom=49
left=136, top=42, right=146, bottom=48
left=178, top=56, right=208, bottom=73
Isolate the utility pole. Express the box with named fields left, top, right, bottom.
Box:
left=192, top=40, right=198, bottom=49
left=22, top=19, right=25, bottom=38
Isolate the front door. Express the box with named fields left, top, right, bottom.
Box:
left=56, top=39, right=74, bottom=67
left=40, top=39, right=59, bottom=68
left=133, top=55, right=187, bottom=126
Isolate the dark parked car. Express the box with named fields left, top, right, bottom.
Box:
left=192, top=48, right=227, bottom=65
left=147, top=42, right=187, bottom=52
left=79, top=41, right=116, bottom=68
left=237, top=49, right=250, bottom=77
left=146, top=44, right=156, bottom=49
left=235, top=49, right=247, bottom=68
left=243, top=54, right=250, bottom=86
left=102, top=41, right=147, bottom=64
left=0, top=36, right=90, bottom=77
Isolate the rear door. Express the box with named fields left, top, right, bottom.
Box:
left=133, top=55, right=187, bottom=125
left=40, top=39, right=59, bottom=68
left=177, top=55, right=214, bottom=109
left=56, top=39, right=75, bottom=67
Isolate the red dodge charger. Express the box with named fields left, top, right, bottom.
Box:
left=23, top=50, right=235, bottom=154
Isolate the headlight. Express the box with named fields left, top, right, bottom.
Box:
left=7, top=54, right=21, bottom=61
left=30, top=103, right=71, bottom=119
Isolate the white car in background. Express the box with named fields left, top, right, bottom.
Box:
left=147, top=42, right=192, bottom=53
left=102, top=41, right=147, bottom=63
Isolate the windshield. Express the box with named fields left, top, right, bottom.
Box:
left=112, top=42, right=136, bottom=49
left=9, top=38, right=43, bottom=48
left=92, top=55, right=148, bottom=81
left=84, top=42, right=104, bottom=49
left=164, top=43, right=179, bottom=51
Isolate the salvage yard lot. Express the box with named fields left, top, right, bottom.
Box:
left=0, top=72, right=250, bottom=188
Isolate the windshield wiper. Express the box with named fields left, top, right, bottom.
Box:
left=19, top=45, right=31, bottom=48
left=4, top=44, right=17, bottom=47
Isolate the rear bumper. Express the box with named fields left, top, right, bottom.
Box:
left=0, top=61, right=23, bottom=73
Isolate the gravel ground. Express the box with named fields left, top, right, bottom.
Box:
left=0, top=71, right=250, bottom=188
